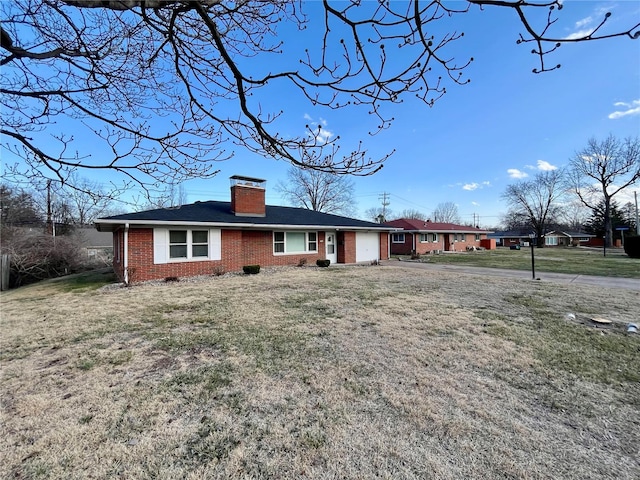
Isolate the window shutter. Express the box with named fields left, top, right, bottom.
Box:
left=209, top=229, right=221, bottom=260
left=153, top=228, right=168, bottom=264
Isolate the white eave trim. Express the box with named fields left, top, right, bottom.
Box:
left=95, top=219, right=396, bottom=232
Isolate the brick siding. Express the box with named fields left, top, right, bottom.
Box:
left=230, top=185, right=265, bottom=216
left=389, top=232, right=489, bottom=255
left=114, top=228, right=389, bottom=282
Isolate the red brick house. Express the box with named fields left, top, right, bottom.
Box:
left=95, top=176, right=393, bottom=283
left=384, top=218, right=494, bottom=255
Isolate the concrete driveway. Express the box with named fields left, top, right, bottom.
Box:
left=379, top=259, right=640, bottom=291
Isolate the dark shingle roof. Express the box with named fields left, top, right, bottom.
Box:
left=95, top=201, right=392, bottom=231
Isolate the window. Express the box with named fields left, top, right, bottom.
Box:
left=170, top=230, right=210, bottom=259
left=154, top=228, right=221, bottom=264
left=460, top=234, right=466, bottom=242
left=169, top=230, right=188, bottom=259
left=420, top=233, right=438, bottom=243
left=545, top=236, right=558, bottom=246
left=392, top=233, right=405, bottom=243
left=273, top=231, right=318, bottom=254
left=308, top=232, right=317, bottom=251
left=274, top=232, right=285, bottom=253
left=191, top=230, right=209, bottom=257
left=475, top=233, right=480, bottom=241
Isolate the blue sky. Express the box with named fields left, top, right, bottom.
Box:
left=184, top=0, right=640, bottom=226
left=4, top=0, right=640, bottom=226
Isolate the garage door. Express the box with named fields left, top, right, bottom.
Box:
left=356, top=232, right=379, bottom=263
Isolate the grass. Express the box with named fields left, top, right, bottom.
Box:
left=1, top=265, right=639, bottom=479
left=407, top=246, right=640, bottom=278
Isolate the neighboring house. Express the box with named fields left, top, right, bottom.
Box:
left=94, top=176, right=394, bottom=283
left=489, top=230, right=595, bottom=247
left=384, top=218, right=494, bottom=255
left=488, top=230, right=533, bottom=247
left=543, top=231, right=595, bottom=247
left=74, top=227, right=114, bottom=260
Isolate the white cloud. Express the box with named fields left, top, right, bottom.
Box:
left=471, top=201, right=479, bottom=206
left=315, top=127, right=333, bottom=143
left=463, top=183, right=478, bottom=191
left=564, top=5, right=611, bottom=40
left=537, top=160, right=558, bottom=171
left=508, top=169, right=528, bottom=179
left=304, top=114, right=334, bottom=144
left=608, top=99, right=640, bottom=119
left=482, top=181, right=491, bottom=187
left=575, top=16, right=593, bottom=29
left=564, top=28, right=594, bottom=40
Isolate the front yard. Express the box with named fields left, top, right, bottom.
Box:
left=406, top=246, right=640, bottom=278
left=1, top=265, right=639, bottom=479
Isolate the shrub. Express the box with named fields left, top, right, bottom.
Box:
left=242, top=265, right=260, bottom=274
left=3, top=231, right=84, bottom=288
left=316, top=259, right=330, bottom=268
left=212, top=266, right=225, bottom=276
left=297, top=258, right=307, bottom=267
left=624, top=235, right=640, bottom=258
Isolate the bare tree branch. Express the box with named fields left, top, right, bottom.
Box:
left=1, top=0, right=637, bottom=198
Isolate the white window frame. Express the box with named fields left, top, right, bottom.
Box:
left=273, top=231, right=318, bottom=255
left=154, top=228, right=221, bottom=264
left=475, top=233, right=480, bottom=241
left=460, top=233, right=466, bottom=242
left=419, top=233, right=428, bottom=243
left=391, top=233, right=405, bottom=243
left=545, top=236, right=558, bottom=246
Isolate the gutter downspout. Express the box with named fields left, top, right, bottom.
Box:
left=124, top=223, right=129, bottom=285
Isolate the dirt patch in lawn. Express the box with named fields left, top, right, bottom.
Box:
left=2, top=265, right=639, bottom=479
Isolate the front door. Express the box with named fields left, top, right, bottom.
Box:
left=325, top=232, right=337, bottom=265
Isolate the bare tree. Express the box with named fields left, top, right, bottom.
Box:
left=396, top=209, right=428, bottom=221
left=364, top=207, right=393, bottom=224
left=502, top=170, right=565, bottom=246
left=500, top=210, right=530, bottom=231
left=0, top=184, right=42, bottom=227
left=2, top=1, right=637, bottom=195
left=559, top=200, right=590, bottom=232
left=567, top=135, right=640, bottom=248
left=30, top=176, right=118, bottom=226
left=432, top=202, right=461, bottom=224
left=276, top=167, right=356, bottom=216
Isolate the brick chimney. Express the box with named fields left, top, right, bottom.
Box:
left=230, top=175, right=266, bottom=217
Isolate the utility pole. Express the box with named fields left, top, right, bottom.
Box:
left=378, top=192, right=390, bottom=222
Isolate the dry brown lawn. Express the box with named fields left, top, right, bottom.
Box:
left=1, top=265, right=639, bottom=479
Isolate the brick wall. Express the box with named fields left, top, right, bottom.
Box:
left=390, top=232, right=413, bottom=255
left=390, top=232, right=489, bottom=255
left=124, top=227, right=329, bottom=282
left=230, top=185, right=265, bottom=216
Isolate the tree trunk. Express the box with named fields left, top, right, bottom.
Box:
left=604, top=198, right=613, bottom=248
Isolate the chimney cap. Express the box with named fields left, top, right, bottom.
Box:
left=230, top=175, right=266, bottom=188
